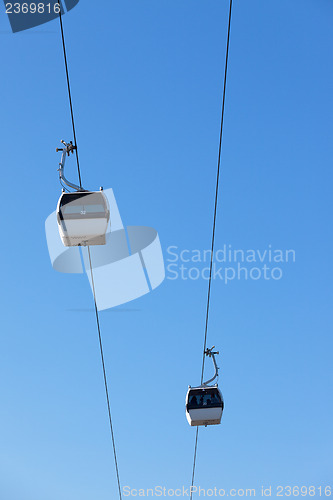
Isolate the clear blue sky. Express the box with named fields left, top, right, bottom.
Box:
left=0, top=1, right=332, bottom=499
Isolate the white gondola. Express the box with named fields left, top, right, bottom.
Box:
left=186, top=385, right=223, bottom=427
left=57, top=191, right=110, bottom=247
left=186, top=347, right=224, bottom=427
left=55, top=140, right=110, bottom=247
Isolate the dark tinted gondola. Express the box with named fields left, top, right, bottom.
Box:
left=186, top=347, right=224, bottom=427
left=185, top=385, right=224, bottom=427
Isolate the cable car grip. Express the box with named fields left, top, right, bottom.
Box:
left=56, top=139, right=83, bottom=192
left=202, top=346, right=220, bottom=386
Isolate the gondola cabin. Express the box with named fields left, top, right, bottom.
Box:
left=57, top=191, right=110, bottom=247
left=186, top=385, right=224, bottom=427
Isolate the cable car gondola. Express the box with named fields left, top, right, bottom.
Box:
left=186, top=347, right=224, bottom=427
left=186, top=385, right=223, bottom=427
left=57, top=191, right=110, bottom=247
left=55, top=141, right=110, bottom=247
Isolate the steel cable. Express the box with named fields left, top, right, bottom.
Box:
left=190, top=1, right=233, bottom=497
left=57, top=0, right=82, bottom=189
left=56, top=4, right=122, bottom=497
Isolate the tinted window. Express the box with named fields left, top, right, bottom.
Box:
left=187, top=389, right=222, bottom=409
left=62, top=204, right=106, bottom=215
